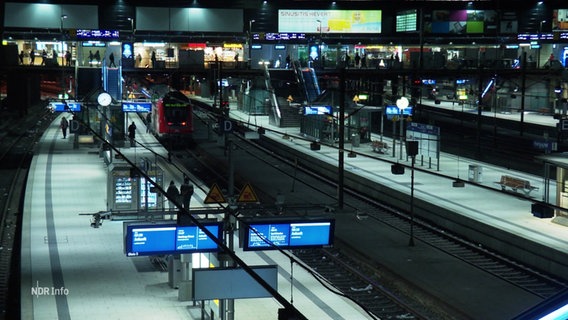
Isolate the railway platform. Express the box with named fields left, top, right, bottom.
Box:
left=19, top=111, right=374, bottom=320
left=19, top=97, right=568, bottom=319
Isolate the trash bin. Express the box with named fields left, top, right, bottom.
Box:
left=351, top=133, right=360, bottom=147
left=468, top=165, right=482, bottom=182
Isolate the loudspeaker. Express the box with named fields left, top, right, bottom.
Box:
left=406, top=140, right=419, bottom=156
left=391, top=163, right=405, bottom=175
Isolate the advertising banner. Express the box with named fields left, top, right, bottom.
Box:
left=278, top=10, right=381, bottom=33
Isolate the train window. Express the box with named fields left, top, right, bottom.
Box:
left=165, top=108, right=188, bottom=126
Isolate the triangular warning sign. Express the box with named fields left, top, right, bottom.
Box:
left=204, top=183, right=227, bottom=204
left=237, top=183, right=259, bottom=203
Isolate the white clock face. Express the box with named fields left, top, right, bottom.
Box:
left=97, top=92, right=112, bottom=106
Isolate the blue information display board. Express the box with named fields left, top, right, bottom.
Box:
left=50, top=102, right=82, bottom=112
left=243, top=219, right=334, bottom=251
left=385, top=105, right=412, bottom=119
left=125, top=222, right=221, bottom=256
left=304, top=105, right=332, bottom=115
left=122, top=101, right=152, bottom=113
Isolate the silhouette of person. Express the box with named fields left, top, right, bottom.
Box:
left=166, top=181, right=180, bottom=212
left=128, top=121, right=136, bottom=147
left=88, top=50, right=94, bottom=65
left=60, top=116, right=69, bottom=139
left=180, top=176, right=194, bottom=211
left=19, top=51, right=24, bottom=65
left=65, top=51, right=72, bottom=66
left=151, top=51, right=156, bottom=68
left=41, top=50, right=47, bottom=66
left=109, top=52, right=116, bottom=67
left=29, top=49, right=35, bottom=65
left=94, top=50, right=101, bottom=63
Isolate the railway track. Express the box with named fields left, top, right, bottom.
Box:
left=180, top=109, right=568, bottom=318
left=0, top=103, right=54, bottom=318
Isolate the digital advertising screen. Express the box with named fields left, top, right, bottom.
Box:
left=124, top=222, right=221, bottom=256
left=278, top=10, right=381, bottom=34
left=427, top=10, right=497, bottom=34
left=243, top=219, right=335, bottom=251
left=553, top=9, right=568, bottom=31
left=122, top=101, right=152, bottom=113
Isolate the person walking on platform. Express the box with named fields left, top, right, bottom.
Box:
left=29, top=49, right=35, bottom=65
left=60, top=116, right=69, bottom=139
left=180, top=176, right=194, bottom=211
left=145, top=112, right=152, bottom=133
left=166, top=181, right=180, bottom=212
left=128, top=121, right=136, bottom=147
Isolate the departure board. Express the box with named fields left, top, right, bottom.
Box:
left=125, top=223, right=221, bottom=256
left=243, top=219, right=334, bottom=251
left=76, top=29, right=119, bottom=39
left=396, top=10, right=417, bottom=32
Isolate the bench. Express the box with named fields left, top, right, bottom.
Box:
left=494, top=175, right=539, bottom=196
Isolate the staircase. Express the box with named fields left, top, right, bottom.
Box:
left=276, top=96, right=302, bottom=128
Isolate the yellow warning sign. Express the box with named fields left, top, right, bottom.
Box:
left=204, top=183, right=227, bottom=204
left=237, top=183, right=259, bottom=203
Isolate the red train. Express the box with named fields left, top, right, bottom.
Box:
left=151, top=90, right=193, bottom=143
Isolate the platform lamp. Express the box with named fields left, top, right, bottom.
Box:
left=396, top=96, right=409, bottom=160
left=127, top=17, right=135, bottom=41
left=60, top=15, right=67, bottom=66
left=248, top=20, right=255, bottom=69
left=406, top=140, right=419, bottom=246
left=316, top=19, right=322, bottom=67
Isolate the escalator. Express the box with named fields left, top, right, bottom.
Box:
left=292, top=61, right=321, bottom=104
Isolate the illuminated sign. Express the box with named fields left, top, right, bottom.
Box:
left=553, top=9, right=568, bottom=31
left=49, top=102, right=81, bottom=112
left=124, top=222, right=221, bottom=257
left=251, top=44, right=262, bottom=49
left=223, top=43, right=243, bottom=49
left=122, top=101, right=152, bottom=113
left=274, top=45, right=286, bottom=50
left=76, top=29, right=119, bottom=39
left=243, top=219, right=335, bottom=251
left=517, top=33, right=554, bottom=40
left=257, top=33, right=306, bottom=41
left=81, top=41, right=106, bottom=47
left=396, top=10, right=417, bottom=32
left=385, top=105, right=413, bottom=120
left=304, top=105, right=332, bottom=115
left=278, top=10, right=382, bottom=34
left=428, top=10, right=497, bottom=34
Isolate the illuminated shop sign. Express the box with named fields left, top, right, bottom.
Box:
left=278, top=10, right=382, bottom=34
left=223, top=43, right=243, bottom=49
